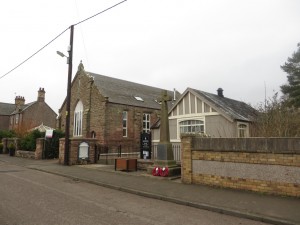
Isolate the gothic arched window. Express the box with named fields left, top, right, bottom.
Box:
left=73, top=101, right=83, bottom=137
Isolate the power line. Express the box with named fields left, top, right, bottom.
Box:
left=74, top=0, right=127, bottom=27
left=0, top=0, right=127, bottom=80
left=0, top=27, right=69, bottom=80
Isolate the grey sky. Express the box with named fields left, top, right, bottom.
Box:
left=1, top=0, right=299, bottom=114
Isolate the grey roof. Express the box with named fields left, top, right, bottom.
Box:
left=88, top=72, right=179, bottom=109
left=0, top=102, right=15, bottom=115
left=0, top=102, right=36, bottom=115
left=15, top=102, right=36, bottom=113
left=190, top=88, right=257, bottom=122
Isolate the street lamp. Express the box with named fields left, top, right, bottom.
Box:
left=57, top=25, right=74, bottom=165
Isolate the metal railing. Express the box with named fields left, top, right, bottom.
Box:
left=152, top=142, right=181, bottom=162
left=97, top=142, right=182, bottom=164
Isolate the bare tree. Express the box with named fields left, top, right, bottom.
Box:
left=252, top=93, right=300, bottom=137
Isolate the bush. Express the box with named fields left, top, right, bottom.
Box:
left=252, top=93, right=300, bottom=137
left=8, top=142, right=16, bottom=156
left=0, top=130, right=16, bottom=140
left=19, top=130, right=44, bottom=151
left=0, top=143, right=3, bottom=154
left=8, top=142, right=15, bottom=150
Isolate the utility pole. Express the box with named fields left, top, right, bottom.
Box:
left=64, top=25, right=74, bottom=165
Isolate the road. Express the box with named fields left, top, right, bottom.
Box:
left=0, top=162, right=269, bottom=225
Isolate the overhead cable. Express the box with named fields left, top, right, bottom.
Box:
left=0, top=0, right=127, bottom=80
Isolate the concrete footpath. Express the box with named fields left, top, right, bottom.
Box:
left=1, top=155, right=299, bottom=225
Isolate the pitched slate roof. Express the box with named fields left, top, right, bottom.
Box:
left=11, top=102, right=36, bottom=114
left=190, top=88, right=257, bottom=122
left=87, top=72, right=179, bottom=109
left=0, top=101, right=39, bottom=116
left=0, top=102, right=16, bottom=115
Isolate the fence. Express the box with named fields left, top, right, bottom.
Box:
left=97, top=142, right=182, bottom=164
left=152, top=142, right=181, bottom=162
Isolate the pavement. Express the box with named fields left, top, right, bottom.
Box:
left=0, top=154, right=299, bottom=225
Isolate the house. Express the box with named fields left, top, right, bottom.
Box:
left=57, top=62, right=179, bottom=154
left=152, top=87, right=258, bottom=143
left=0, top=88, right=57, bottom=132
left=0, top=102, right=15, bottom=130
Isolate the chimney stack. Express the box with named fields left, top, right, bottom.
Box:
left=217, top=88, right=224, bottom=97
left=15, top=96, right=25, bottom=106
left=37, top=87, right=45, bottom=102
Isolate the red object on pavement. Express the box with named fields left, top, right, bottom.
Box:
left=152, top=167, right=161, bottom=176
left=160, top=167, right=169, bottom=177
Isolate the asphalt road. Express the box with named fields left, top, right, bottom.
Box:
left=0, top=162, right=269, bottom=225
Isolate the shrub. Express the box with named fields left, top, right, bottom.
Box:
left=8, top=143, right=15, bottom=150
left=252, top=93, right=300, bottom=137
left=0, top=130, right=16, bottom=140
left=19, top=130, right=44, bottom=151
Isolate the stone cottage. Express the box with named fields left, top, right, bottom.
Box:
left=0, top=88, right=57, bottom=132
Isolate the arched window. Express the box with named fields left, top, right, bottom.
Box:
left=179, top=120, right=204, bottom=134
left=73, top=101, right=83, bottom=137
left=91, top=131, right=96, bottom=138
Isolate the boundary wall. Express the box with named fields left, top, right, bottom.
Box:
left=181, top=136, right=300, bottom=197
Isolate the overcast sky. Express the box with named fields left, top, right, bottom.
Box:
left=1, top=0, right=299, bottom=114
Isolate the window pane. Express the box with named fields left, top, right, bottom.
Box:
left=143, top=113, right=150, bottom=133
left=73, top=101, right=83, bottom=136
left=180, top=120, right=205, bottom=134
left=123, top=111, right=127, bottom=137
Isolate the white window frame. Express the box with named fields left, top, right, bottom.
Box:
left=179, top=119, right=205, bottom=134
left=238, top=123, right=248, bottom=138
left=73, top=101, right=83, bottom=137
left=123, top=111, right=127, bottom=137
left=143, top=113, right=150, bottom=133
left=175, top=117, right=205, bottom=140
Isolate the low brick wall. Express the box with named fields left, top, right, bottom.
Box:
left=181, top=136, right=300, bottom=197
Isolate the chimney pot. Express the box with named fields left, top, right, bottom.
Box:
left=15, top=96, right=25, bottom=108
left=38, top=88, right=46, bottom=102
left=217, top=88, right=224, bottom=97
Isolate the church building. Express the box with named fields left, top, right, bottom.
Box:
left=57, top=62, right=178, bottom=153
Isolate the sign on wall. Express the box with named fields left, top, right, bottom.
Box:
left=79, top=142, right=89, bottom=159
left=140, top=133, right=151, bottom=159
left=45, top=130, right=53, bottom=138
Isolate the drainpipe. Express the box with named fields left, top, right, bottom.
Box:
left=86, top=77, right=94, bottom=137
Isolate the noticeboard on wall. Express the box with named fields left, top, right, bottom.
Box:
left=79, top=142, right=89, bottom=159
left=140, top=132, right=151, bottom=159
